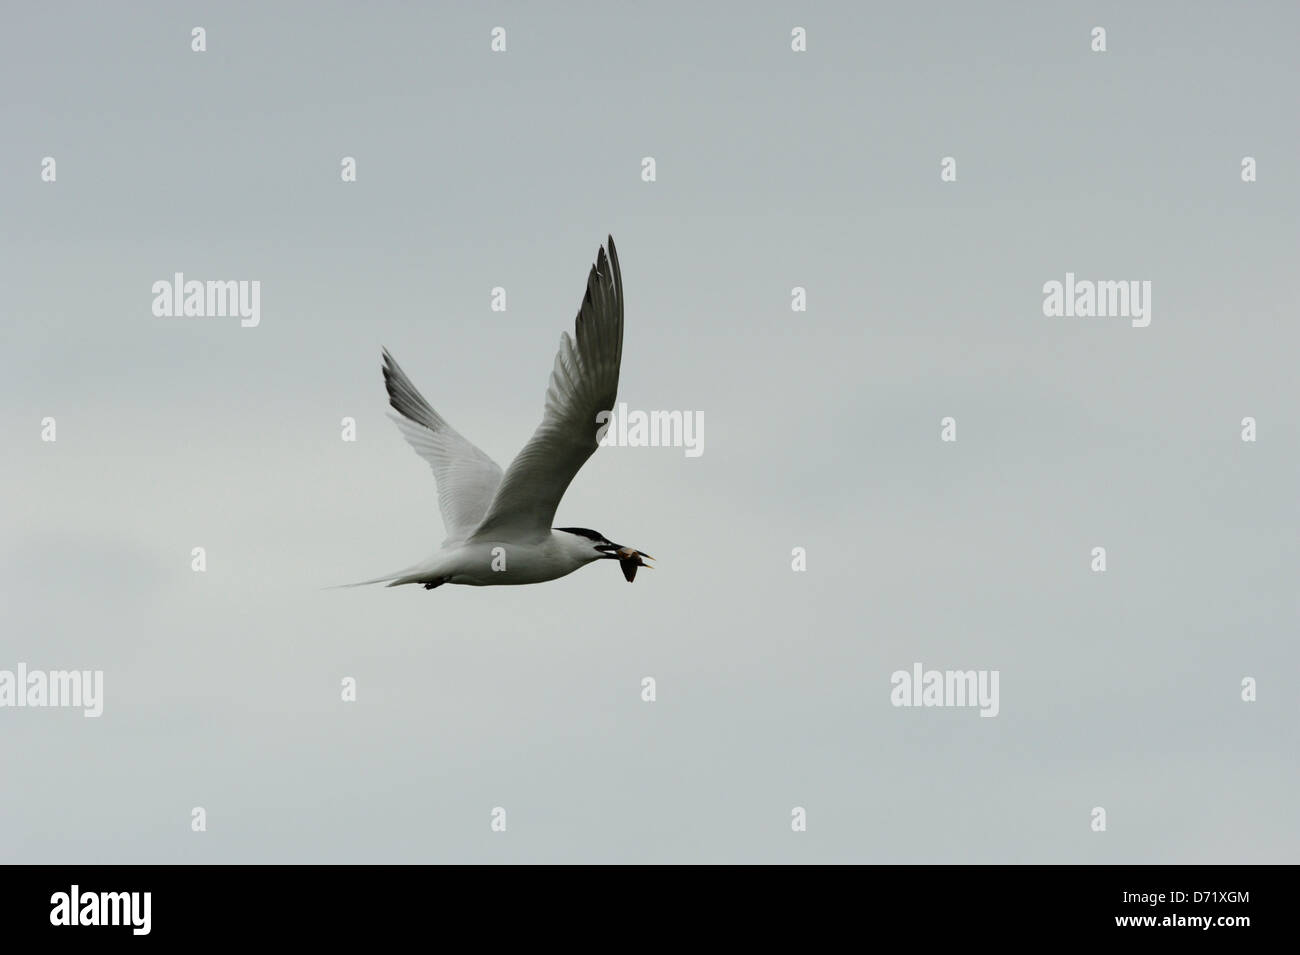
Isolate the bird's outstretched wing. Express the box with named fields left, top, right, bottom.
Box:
left=382, top=348, right=504, bottom=545
left=469, top=236, right=624, bottom=543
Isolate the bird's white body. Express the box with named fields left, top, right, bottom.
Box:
left=339, top=236, right=653, bottom=592
left=393, top=532, right=602, bottom=587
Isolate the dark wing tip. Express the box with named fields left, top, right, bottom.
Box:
left=603, top=236, right=622, bottom=314
left=620, top=558, right=638, bottom=582
left=380, top=347, right=438, bottom=426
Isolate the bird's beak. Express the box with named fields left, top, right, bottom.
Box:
left=615, top=547, right=654, bottom=582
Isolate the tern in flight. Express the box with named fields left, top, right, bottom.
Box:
left=343, top=236, right=652, bottom=590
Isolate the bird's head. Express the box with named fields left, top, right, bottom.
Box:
left=556, top=527, right=654, bottom=582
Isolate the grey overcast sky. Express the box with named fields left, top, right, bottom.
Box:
left=1, top=1, right=1297, bottom=863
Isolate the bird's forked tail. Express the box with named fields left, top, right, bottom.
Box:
left=326, top=565, right=425, bottom=589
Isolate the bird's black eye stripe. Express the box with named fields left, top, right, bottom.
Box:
left=557, top=527, right=604, bottom=542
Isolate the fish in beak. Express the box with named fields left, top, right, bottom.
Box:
left=616, top=546, right=654, bottom=582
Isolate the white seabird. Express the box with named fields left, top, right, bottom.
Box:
left=343, top=236, right=652, bottom=590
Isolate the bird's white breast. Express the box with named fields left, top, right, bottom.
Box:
left=436, top=532, right=597, bottom=586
